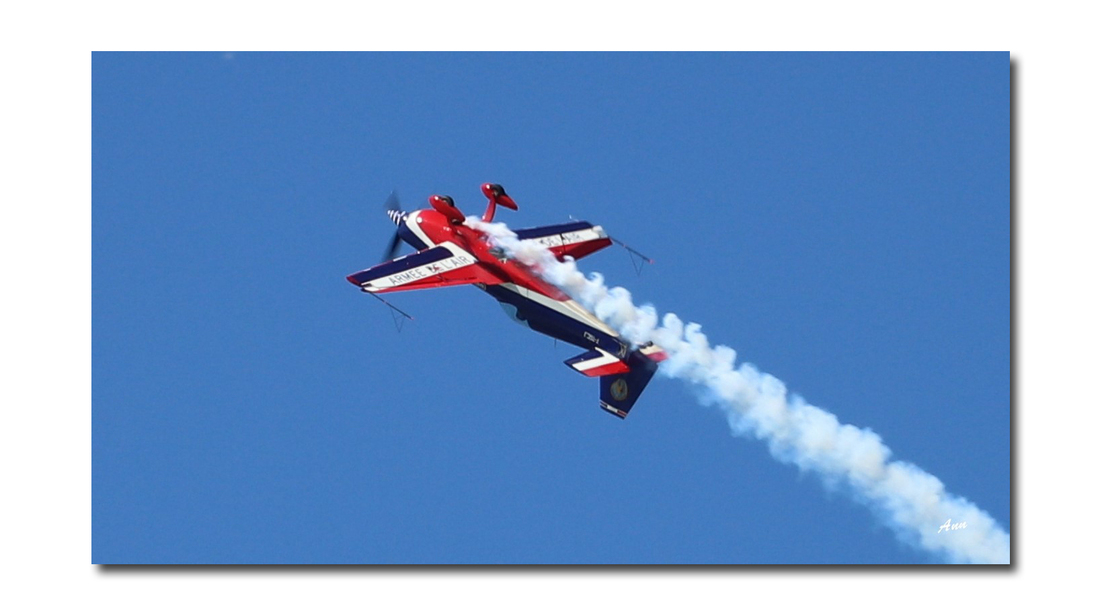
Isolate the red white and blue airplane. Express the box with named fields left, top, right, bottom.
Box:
left=346, top=183, right=666, bottom=419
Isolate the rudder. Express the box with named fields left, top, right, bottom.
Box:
left=599, top=350, right=659, bottom=419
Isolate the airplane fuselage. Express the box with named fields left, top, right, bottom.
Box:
left=395, top=208, right=627, bottom=357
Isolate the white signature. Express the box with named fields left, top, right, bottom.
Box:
left=938, top=518, right=967, bottom=533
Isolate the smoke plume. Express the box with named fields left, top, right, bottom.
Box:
left=467, top=217, right=1010, bottom=564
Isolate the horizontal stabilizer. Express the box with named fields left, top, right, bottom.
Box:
left=637, top=343, right=668, bottom=362
left=564, top=348, right=629, bottom=377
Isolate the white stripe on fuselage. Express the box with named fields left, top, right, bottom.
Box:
left=499, top=282, right=619, bottom=338
left=405, top=212, right=435, bottom=248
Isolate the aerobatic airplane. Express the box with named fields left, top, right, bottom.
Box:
left=346, top=183, right=666, bottom=419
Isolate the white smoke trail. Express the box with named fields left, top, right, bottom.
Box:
left=467, top=217, right=1011, bottom=564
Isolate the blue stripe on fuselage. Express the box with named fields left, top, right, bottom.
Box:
left=398, top=224, right=429, bottom=251
left=482, top=284, right=627, bottom=358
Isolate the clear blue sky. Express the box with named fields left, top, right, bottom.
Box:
left=92, top=52, right=1009, bottom=564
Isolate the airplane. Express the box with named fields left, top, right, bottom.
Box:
left=346, top=183, right=667, bottom=419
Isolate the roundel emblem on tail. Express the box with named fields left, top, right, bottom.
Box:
left=610, top=378, right=629, bottom=401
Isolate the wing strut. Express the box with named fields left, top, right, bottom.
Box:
left=609, top=236, right=654, bottom=275
left=365, top=289, right=415, bottom=332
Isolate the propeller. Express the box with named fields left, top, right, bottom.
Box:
left=382, top=229, right=402, bottom=262
left=381, top=191, right=404, bottom=262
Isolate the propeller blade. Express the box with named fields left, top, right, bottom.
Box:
left=383, top=191, right=400, bottom=214
left=382, top=231, right=402, bottom=262
left=379, top=190, right=404, bottom=261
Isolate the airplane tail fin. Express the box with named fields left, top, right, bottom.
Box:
left=598, top=345, right=666, bottom=419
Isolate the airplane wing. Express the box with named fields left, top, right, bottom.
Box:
left=513, top=221, right=612, bottom=261
left=346, top=241, right=505, bottom=294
